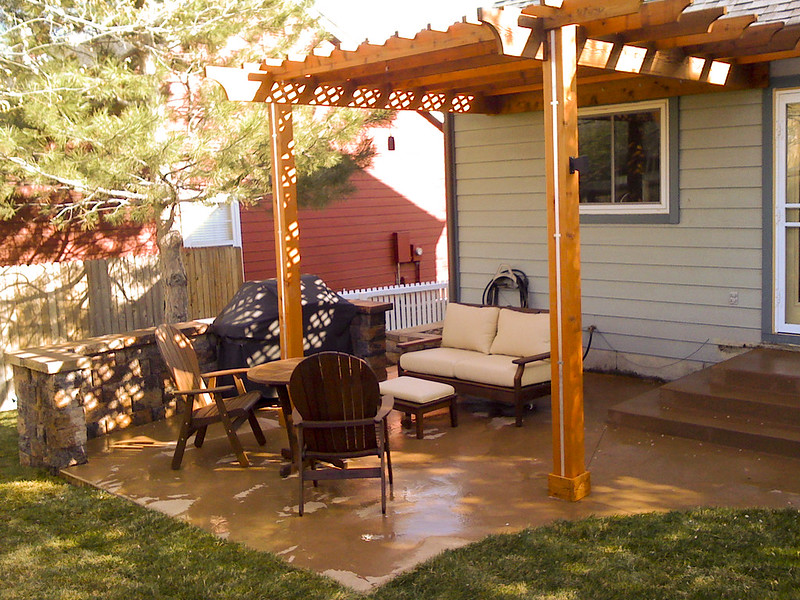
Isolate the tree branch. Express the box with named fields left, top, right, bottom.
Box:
left=0, top=154, right=148, bottom=202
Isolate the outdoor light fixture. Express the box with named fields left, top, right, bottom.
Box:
left=388, top=135, right=395, bottom=151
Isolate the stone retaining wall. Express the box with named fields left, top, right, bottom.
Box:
left=8, top=300, right=391, bottom=471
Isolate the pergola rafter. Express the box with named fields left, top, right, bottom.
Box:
left=581, top=2, right=716, bottom=41
left=648, top=14, right=756, bottom=50
left=207, top=0, right=800, bottom=502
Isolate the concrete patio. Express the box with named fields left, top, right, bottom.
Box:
left=62, top=371, right=800, bottom=592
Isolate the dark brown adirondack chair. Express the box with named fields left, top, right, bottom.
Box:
left=288, top=352, right=393, bottom=515
left=155, top=323, right=266, bottom=469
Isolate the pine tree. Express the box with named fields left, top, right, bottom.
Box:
left=0, top=0, right=388, bottom=322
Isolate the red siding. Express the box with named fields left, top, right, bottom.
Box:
left=0, top=207, right=157, bottom=266
left=241, top=112, right=447, bottom=291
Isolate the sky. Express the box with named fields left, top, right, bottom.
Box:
left=314, top=0, right=485, bottom=46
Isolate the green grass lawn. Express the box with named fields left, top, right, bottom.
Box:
left=2, top=409, right=799, bottom=599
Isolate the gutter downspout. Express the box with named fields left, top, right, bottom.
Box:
left=444, top=112, right=460, bottom=303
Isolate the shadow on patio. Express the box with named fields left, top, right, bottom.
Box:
left=62, top=372, right=800, bottom=592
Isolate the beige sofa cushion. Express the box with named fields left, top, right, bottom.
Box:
left=453, top=353, right=551, bottom=388
left=489, top=309, right=550, bottom=357
left=399, top=347, right=481, bottom=378
left=440, top=303, right=500, bottom=354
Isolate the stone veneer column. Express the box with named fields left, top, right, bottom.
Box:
left=348, top=300, right=393, bottom=381
left=15, top=364, right=90, bottom=471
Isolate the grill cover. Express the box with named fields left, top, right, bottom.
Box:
left=211, top=275, right=357, bottom=374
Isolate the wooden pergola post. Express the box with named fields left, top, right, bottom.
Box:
left=542, top=24, right=591, bottom=501
left=268, top=103, right=304, bottom=359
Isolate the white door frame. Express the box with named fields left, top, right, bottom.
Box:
left=774, top=88, right=800, bottom=334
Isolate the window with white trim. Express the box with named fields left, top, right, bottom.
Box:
left=179, top=198, right=242, bottom=248
left=578, top=99, right=670, bottom=216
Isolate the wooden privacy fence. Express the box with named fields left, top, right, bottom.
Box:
left=340, top=281, right=448, bottom=331
left=0, top=246, right=243, bottom=409
left=183, top=246, right=243, bottom=322
left=85, top=255, right=164, bottom=337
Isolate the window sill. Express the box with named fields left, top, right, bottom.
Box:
left=580, top=211, right=679, bottom=225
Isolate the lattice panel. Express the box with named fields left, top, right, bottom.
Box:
left=387, top=90, right=416, bottom=110
left=419, top=93, right=447, bottom=111
left=312, top=85, right=345, bottom=104
left=350, top=88, right=383, bottom=108
left=451, top=95, right=476, bottom=113
left=268, top=83, right=304, bottom=104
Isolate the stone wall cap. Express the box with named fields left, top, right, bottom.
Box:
left=349, top=299, right=393, bottom=313
left=4, top=320, right=211, bottom=374
left=4, top=346, right=90, bottom=374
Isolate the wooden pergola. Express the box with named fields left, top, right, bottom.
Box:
left=207, top=0, right=800, bottom=501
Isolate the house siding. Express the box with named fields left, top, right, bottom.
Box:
left=453, top=89, right=763, bottom=380
left=0, top=208, right=158, bottom=267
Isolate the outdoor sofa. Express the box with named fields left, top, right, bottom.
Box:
left=397, top=302, right=552, bottom=426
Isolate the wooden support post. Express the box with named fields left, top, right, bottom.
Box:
left=268, top=103, right=304, bottom=359
left=542, top=25, right=591, bottom=501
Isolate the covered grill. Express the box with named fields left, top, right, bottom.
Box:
left=211, top=275, right=357, bottom=376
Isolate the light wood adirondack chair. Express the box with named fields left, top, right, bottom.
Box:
left=155, top=323, right=266, bottom=469
left=288, top=352, right=393, bottom=515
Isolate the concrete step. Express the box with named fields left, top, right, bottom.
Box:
left=659, top=368, right=800, bottom=427
left=707, top=348, right=800, bottom=395
left=608, top=389, right=800, bottom=458
left=607, top=348, right=800, bottom=458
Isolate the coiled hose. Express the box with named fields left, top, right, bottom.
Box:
left=482, top=268, right=529, bottom=307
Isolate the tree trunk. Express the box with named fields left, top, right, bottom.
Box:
left=156, top=220, right=190, bottom=323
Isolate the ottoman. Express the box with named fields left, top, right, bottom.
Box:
left=379, top=376, right=458, bottom=439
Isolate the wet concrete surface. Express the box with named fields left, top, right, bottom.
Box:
left=63, top=372, right=800, bottom=592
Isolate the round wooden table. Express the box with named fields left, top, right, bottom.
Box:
left=247, top=357, right=304, bottom=389
left=247, top=357, right=304, bottom=477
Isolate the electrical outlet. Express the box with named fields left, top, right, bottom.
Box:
left=729, top=291, right=739, bottom=306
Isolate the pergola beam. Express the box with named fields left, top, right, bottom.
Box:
left=580, top=0, right=694, bottom=38
left=206, top=66, right=490, bottom=113
left=493, top=67, right=767, bottom=114
left=682, top=21, right=784, bottom=57
left=718, top=23, right=800, bottom=60
left=523, top=0, right=645, bottom=29
left=262, top=22, right=496, bottom=81
left=591, top=7, right=727, bottom=45
left=322, top=50, right=526, bottom=93
left=393, top=59, right=536, bottom=94
left=652, top=14, right=756, bottom=50
left=280, top=40, right=502, bottom=89
left=735, top=36, right=800, bottom=64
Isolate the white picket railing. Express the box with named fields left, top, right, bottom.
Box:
left=340, top=281, right=448, bottom=331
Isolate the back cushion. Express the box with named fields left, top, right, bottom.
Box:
left=440, top=303, right=500, bottom=354
left=489, top=309, right=550, bottom=357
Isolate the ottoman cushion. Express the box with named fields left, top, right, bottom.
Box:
left=380, top=376, right=456, bottom=404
